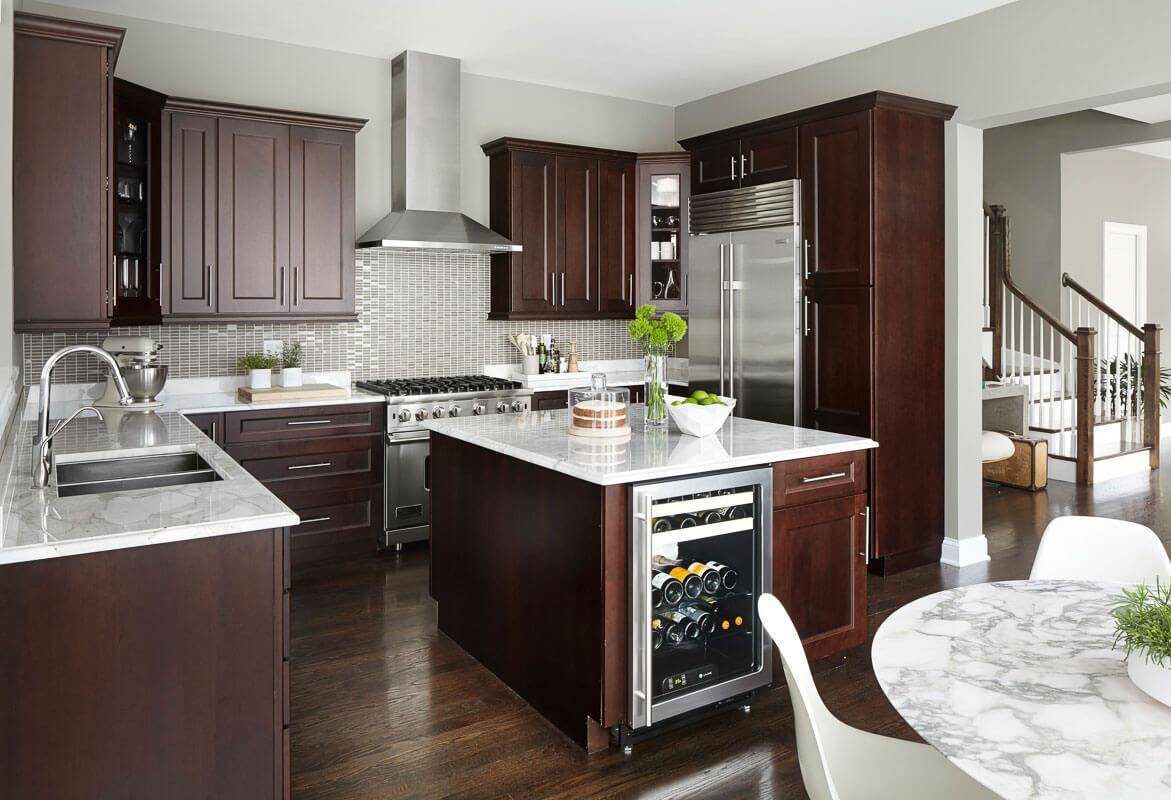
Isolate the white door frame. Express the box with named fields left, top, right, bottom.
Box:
left=1102, top=221, right=1148, bottom=325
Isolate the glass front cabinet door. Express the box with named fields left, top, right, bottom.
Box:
left=637, top=154, right=690, bottom=313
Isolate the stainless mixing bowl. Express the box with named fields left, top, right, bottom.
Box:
left=120, top=364, right=169, bottom=402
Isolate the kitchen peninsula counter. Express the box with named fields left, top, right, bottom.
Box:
left=425, top=408, right=875, bottom=751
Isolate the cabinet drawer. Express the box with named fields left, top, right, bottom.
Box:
left=185, top=412, right=225, bottom=445
left=224, top=403, right=383, bottom=444
left=773, top=450, right=867, bottom=509
left=226, top=435, right=382, bottom=493
left=282, top=486, right=380, bottom=565
left=532, top=390, right=568, bottom=411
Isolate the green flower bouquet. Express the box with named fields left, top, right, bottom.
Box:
left=628, top=304, right=687, bottom=428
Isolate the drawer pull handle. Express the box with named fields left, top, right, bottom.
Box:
left=299, top=516, right=331, bottom=525
left=288, top=462, right=332, bottom=471
left=287, top=419, right=332, bottom=426
left=801, top=471, right=847, bottom=484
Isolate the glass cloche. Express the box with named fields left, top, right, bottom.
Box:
left=568, top=373, right=631, bottom=439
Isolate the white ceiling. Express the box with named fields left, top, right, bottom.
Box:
left=47, top=0, right=1017, bottom=105
left=1120, top=141, right=1171, bottom=161
left=1097, top=93, right=1171, bottom=125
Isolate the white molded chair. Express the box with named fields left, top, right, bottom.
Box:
left=981, top=430, right=1014, bottom=463
left=757, top=593, right=997, bottom=800
left=1029, top=515, right=1171, bottom=585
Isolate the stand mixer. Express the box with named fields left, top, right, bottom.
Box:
left=95, top=335, right=168, bottom=410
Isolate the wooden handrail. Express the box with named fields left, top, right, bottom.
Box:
left=1061, top=272, right=1143, bottom=339
left=991, top=208, right=1078, bottom=342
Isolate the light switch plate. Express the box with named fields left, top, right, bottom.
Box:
left=263, top=340, right=283, bottom=358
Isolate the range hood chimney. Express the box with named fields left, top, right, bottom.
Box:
left=357, top=50, right=520, bottom=253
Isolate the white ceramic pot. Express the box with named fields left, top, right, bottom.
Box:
left=250, top=368, right=272, bottom=390
left=1128, top=649, right=1171, bottom=707
left=281, top=367, right=303, bottom=388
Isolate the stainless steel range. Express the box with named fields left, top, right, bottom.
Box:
left=356, top=375, right=532, bottom=549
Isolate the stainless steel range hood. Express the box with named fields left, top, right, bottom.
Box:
left=357, top=51, right=520, bottom=253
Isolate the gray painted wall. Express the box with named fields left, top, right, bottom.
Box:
left=26, top=1, right=678, bottom=233
left=984, top=111, right=1171, bottom=312
left=1061, top=147, right=1171, bottom=331
left=0, top=0, right=14, bottom=370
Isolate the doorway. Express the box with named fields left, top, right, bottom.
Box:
left=1102, top=221, right=1147, bottom=326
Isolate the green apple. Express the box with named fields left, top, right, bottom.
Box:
left=684, top=397, right=700, bottom=405
left=690, top=389, right=709, bottom=400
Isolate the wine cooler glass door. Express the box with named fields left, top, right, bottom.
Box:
left=630, top=467, right=772, bottom=729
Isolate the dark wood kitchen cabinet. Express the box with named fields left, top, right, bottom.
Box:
left=0, top=528, right=290, bottom=798
left=162, top=98, right=365, bottom=323
left=184, top=411, right=224, bottom=446
left=681, top=92, right=955, bottom=574
left=688, top=127, right=797, bottom=197
left=13, top=13, right=124, bottom=331
left=635, top=153, right=690, bottom=311
left=483, top=138, right=636, bottom=320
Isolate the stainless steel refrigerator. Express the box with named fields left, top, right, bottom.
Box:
left=688, top=179, right=802, bottom=425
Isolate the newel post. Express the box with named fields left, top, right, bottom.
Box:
left=1075, top=326, right=1096, bottom=485
left=1143, top=323, right=1162, bottom=469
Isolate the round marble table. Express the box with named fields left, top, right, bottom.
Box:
left=872, top=580, right=1171, bottom=800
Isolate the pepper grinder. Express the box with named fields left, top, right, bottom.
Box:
left=567, top=340, right=580, bottom=373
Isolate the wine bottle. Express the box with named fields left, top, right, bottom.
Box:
left=652, top=615, right=685, bottom=645
left=652, top=556, right=703, bottom=600
left=700, top=509, right=725, bottom=525
left=652, top=517, right=674, bottom=533
left=678, top=604, right=716, bottom=634
left=686, top=561, right=724, bottom=595
left=705, top=560, right=740, bottom=591
left=659, top=610, right=700, bottom=639
left=536, top=338, right=548, bottom=373
left=677, top=514, right=698, bottom=529
left=651, top=571, right=684, bottom=606
left=694, top=595, right=733, bottom=631
left=726, top=504, right=748, bottom=520
left=652, top=586, right=663, bottom=609
left=652, top=627, right=664, bottom=650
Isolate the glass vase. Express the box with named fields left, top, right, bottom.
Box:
left=643, top=345, right=670, bottom=429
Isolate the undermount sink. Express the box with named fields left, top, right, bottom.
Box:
left=55, top=452, right=222, bottom=497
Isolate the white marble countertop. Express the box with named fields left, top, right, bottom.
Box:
left=872, top=580, right=1171, bottom=800
left=423, top=406, right=876, bottom=485
left=484, top=358, right=688, bottom=392
left=0, top=403, right=299, bottom=565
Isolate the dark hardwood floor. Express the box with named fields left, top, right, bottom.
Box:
left=290, top=446, right=1171, bottom=799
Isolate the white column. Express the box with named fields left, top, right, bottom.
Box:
left=942, top=122, right=990, bottom=567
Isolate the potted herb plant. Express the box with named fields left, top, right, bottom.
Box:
left=280, top=342, right=304, bottom=388
left=1113, top=580, right=1171, bottom=706
left=627, top=304, right=687, bottom=428
left=238, top=352, right=279, bottom=390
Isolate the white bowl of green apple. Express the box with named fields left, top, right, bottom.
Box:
left=666, top=390, right=735, bottom=437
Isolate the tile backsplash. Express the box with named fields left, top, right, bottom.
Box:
left=22, top=249, right=642, bottom=384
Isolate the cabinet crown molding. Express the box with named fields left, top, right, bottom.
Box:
left=677, top=90, right=956, bottom=149
left=482, top=137, right=637, bottom=162
left=15, top=11, right=125, bottom=64
left=164, top=97, right=367, bottom=132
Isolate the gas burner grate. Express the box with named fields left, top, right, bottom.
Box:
left=356, top=375, right=523, bottom=397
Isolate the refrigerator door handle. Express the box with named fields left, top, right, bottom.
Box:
left=727, top=242, right=735, bottom=400
left=719, top=243, right=726, bottom=397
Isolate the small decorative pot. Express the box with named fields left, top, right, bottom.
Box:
left=250, top=369, right=272, bottom=390
left=281, top=367, right=303, bottom=388
left=1128, top=649, right=1171, bottom=707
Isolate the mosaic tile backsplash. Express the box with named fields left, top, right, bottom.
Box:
left=22, top=249, right=643, bottom=384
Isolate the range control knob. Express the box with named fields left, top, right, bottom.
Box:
left=496, top=401, right=509, bottom=413
left=396, top=409, right=412, bottom=423
left=510, top=400, right=525, bottom=413
left=472, top=403, right=486, bottom=416
left=448, top=406, right=461, bottom=417
left=415, top=408, right=429, bottom=421
left=432, top=406, right=446, bottom=419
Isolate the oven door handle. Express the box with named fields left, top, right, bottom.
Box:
left=387, top=434, right=430, bottom=445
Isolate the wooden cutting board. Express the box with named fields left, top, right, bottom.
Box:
left=237, top=383, right=350, bottom=403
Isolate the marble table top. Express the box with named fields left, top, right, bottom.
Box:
left=424, top=405, right=876, bottom=485
left=872, top=580, right=1171, bottom=800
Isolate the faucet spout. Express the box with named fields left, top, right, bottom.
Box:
left=33, top=345, right=134, bottom=489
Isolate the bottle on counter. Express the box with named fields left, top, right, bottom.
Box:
left=705, top=560, right=740, bottom=591
left=550, top=339, right=560, bottom=373
left=652, top=556, right=704, bottom=600
left=651, top=571, right=684, bottom=606
left=536, top=338, right=548, bottom=373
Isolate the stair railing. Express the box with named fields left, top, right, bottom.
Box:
left=1062, top=273, right=1161, bottom=470
left=989, top=206, right=1098, bottom=483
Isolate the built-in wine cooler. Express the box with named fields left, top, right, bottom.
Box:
left=626, top=467, right=772, bottom=743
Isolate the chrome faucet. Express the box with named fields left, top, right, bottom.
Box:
left=33, top=345, right=133, bottom=488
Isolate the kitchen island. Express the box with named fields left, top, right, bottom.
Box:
left=0, top=404, right=298, bottom=798
left=425, top=407, right=876, bottom=750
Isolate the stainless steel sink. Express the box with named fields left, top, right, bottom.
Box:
left=56, top=452, right=222, bottom=497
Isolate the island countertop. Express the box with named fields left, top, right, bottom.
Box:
left=424, top=406, right=877, bottom=485
left=0, top=405, right=299, bottom=565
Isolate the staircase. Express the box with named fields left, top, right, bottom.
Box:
left=984, top=205, right=1161, bottom=484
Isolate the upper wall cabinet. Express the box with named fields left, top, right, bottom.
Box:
left=482, top=138, right=636, bottom=321
left=635, top=153, right=690, bottom=313
left=688, top=127, right=797, bottom=197
left=13, top=13, right=124, bottom=331
left=162, top=99, right=365, bottom=323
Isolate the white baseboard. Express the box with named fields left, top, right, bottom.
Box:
left=940, top=535, right=990, bottom=567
